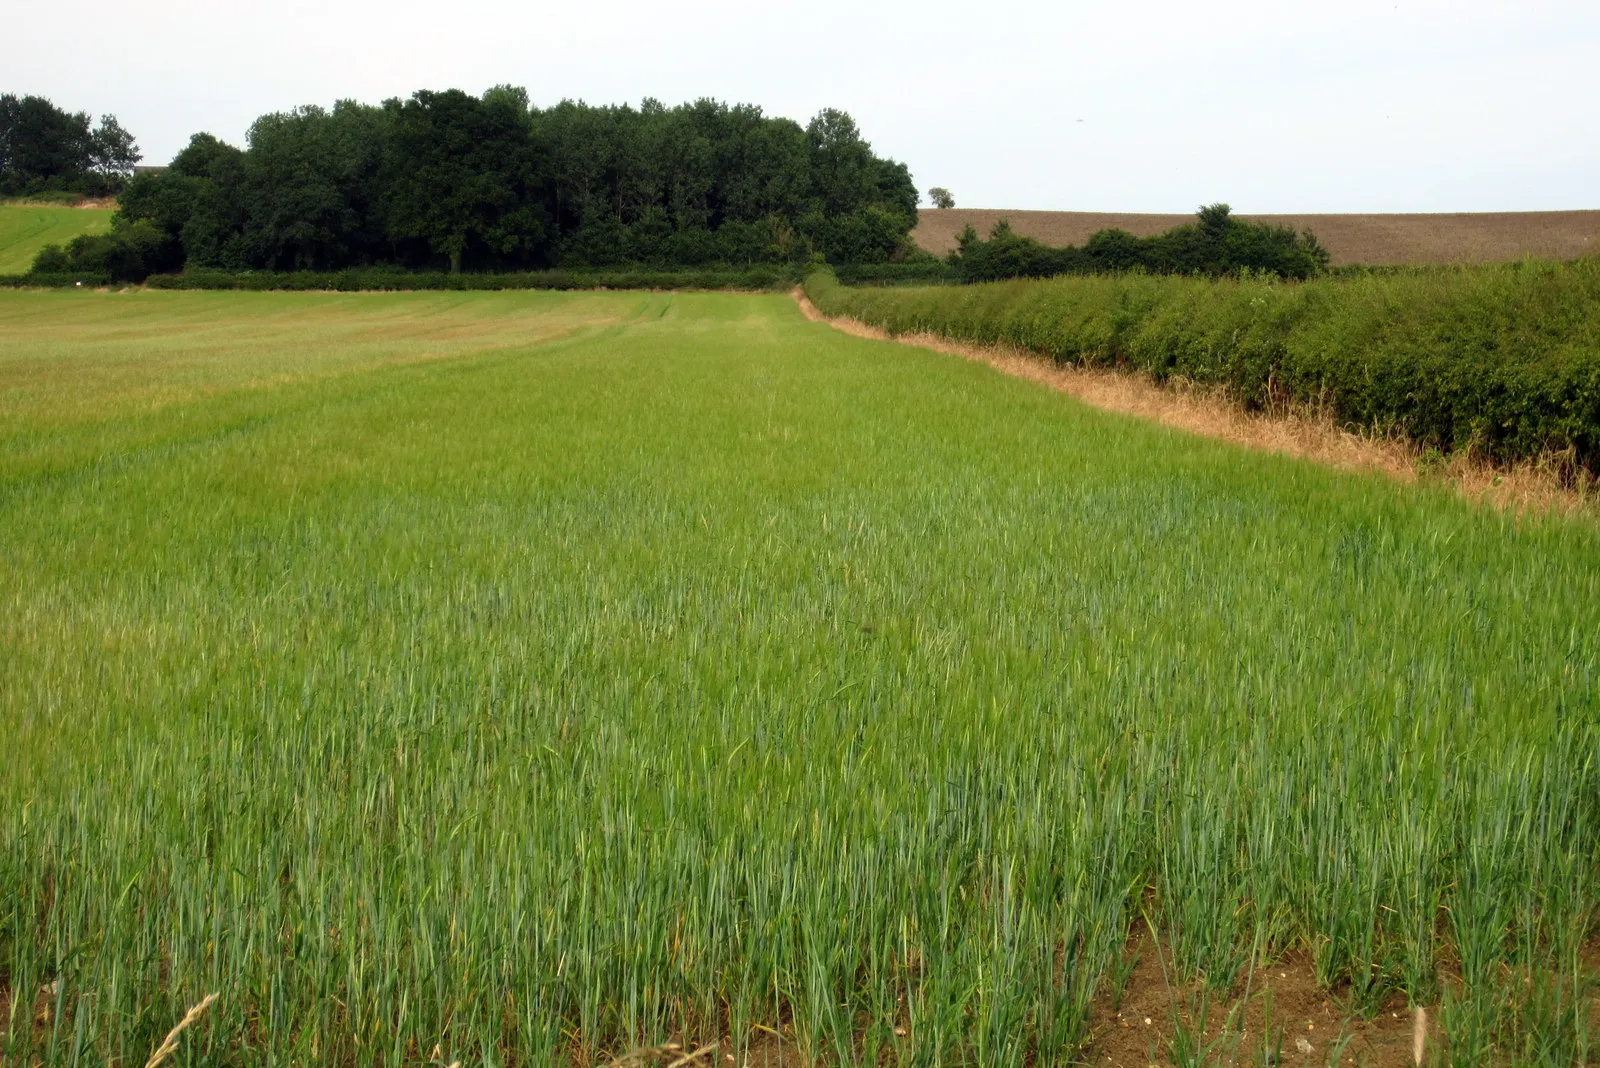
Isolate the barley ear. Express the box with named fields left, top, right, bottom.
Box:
left=143, top=992, right=219, bottom=1068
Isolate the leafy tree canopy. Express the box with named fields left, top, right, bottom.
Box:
left=119, top=89, right=920, bottom=274
left=0, top=94, right=139, bottom=197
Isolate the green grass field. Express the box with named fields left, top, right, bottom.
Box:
left=2, top=290, right=1598, bottom=1066
left=0, top=203, right=115, bottom=274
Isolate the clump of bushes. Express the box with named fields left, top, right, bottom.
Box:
left=4, top=189, right=87, bottom=206
left=29, top=218, right=177, bottom=282
left=950, top=205, right=1331, bottom=283
left=806, top=258, right=1600, bottom=472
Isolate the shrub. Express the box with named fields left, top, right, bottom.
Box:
left=949, top=205, right=1331, bottom=283
left=3, top=189, right=84, bottom=206
left=0, top=271, right=112, bottom=288
left=29, top=218, right=177, bottom=282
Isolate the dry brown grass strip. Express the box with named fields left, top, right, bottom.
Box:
left=794, top=289, right=1594, bottom=515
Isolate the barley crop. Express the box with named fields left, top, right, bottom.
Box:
left=1, top=289, right=1596, bottom=1066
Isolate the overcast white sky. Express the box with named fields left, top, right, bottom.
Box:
left=9, top=0, right=1598, bottom=212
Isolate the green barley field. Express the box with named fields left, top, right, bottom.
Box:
left=2, top=289, right=1598, bottom=1066
left=0, top=204, right=114, bottom=274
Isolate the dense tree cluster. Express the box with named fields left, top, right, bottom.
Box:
left=951, top=205, right=1331, bottom=282
left=114, top=89, right=919, bottom=275
left=0, top=94, right=140, bottom=197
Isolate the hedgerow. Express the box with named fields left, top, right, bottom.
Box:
left=832, top=260, right=957, bottom=286
left=806, top=259, right=1600, bottom=472
left=141, top=266, right=802, bottom=292
left=948, top=205, right=1331, bottom=283
left=0, top=271, right=112, bottom=287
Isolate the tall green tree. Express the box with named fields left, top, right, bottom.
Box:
left=383, top=89, right=549, bottom=272
left=241, top=102, right=391, bottom=270
left=120, top=133, right=249, bottom=268
left=0, top=94, right=139, bottom=196
left=806, top=108, right=878, bottom=218
left=101, top=89, right=919, bottom=274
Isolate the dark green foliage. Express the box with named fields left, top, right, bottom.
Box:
left=122, top=90, right=917, bottom=273
left=832, top=259, right=957, bottom=286
left=383, top=90, right=547, bottom=273
left=0, top=271, right=112, bottom=287
left=949, top=221, right=1093, bottom=283
left=140, top=264, right=800, bottom=291
left=806, top=258, right=1600, bottom=471
left=236, top=102, right=391, bottom=270
left=118, top=133, right=251, bottom=269
left=0, top=94, right=139, bottom=197
left=950, top=205, right=1331, bottom=283
left=27, top=217, right=176, bottom=282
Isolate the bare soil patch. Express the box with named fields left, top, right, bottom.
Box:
left=794, top=290, right=1593, bottom=514
left=1087, top=935, right=1417, bottom=1068
left=914, top=208, right=1600, bottom=266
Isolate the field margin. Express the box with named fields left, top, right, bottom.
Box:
left=793, top=285, right=1593, bottom=514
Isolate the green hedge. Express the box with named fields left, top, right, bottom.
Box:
left=144, top=266, right=803, bottom=292
left=832, top=261, right=957, bottom=287
left=805, top=261, right=1600, bottom=472
left=0, top=271, right=112, bottom=288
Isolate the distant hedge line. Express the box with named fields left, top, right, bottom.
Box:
left=949, top=205, right=1332, bottom=284
left=832, top=260, right=957, bottom=286
left=149, top=267, right=806, bottom=292
left=1, top=266, right=803, bottom=291
left=805, top=261, right=1600, bottom=472
left=0, top=262, right=945, bottom=292
left=0, top=272, right=111, bottom=287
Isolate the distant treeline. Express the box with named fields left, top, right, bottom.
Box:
left=950, top=205, right=1331, bottom=282
left=0, top=94, right=140, bottom=198
left=49, top=89, right=919, bottom=280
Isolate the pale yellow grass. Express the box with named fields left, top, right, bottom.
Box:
left=143, top=993, right=218, bottom=1068
left=0, top=290, right=629, bottom=431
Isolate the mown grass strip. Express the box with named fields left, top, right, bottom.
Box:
left=0, top=203, right=114, bottom=274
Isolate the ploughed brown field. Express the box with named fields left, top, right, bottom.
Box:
left=913, top=208, right=1600, bottom=265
